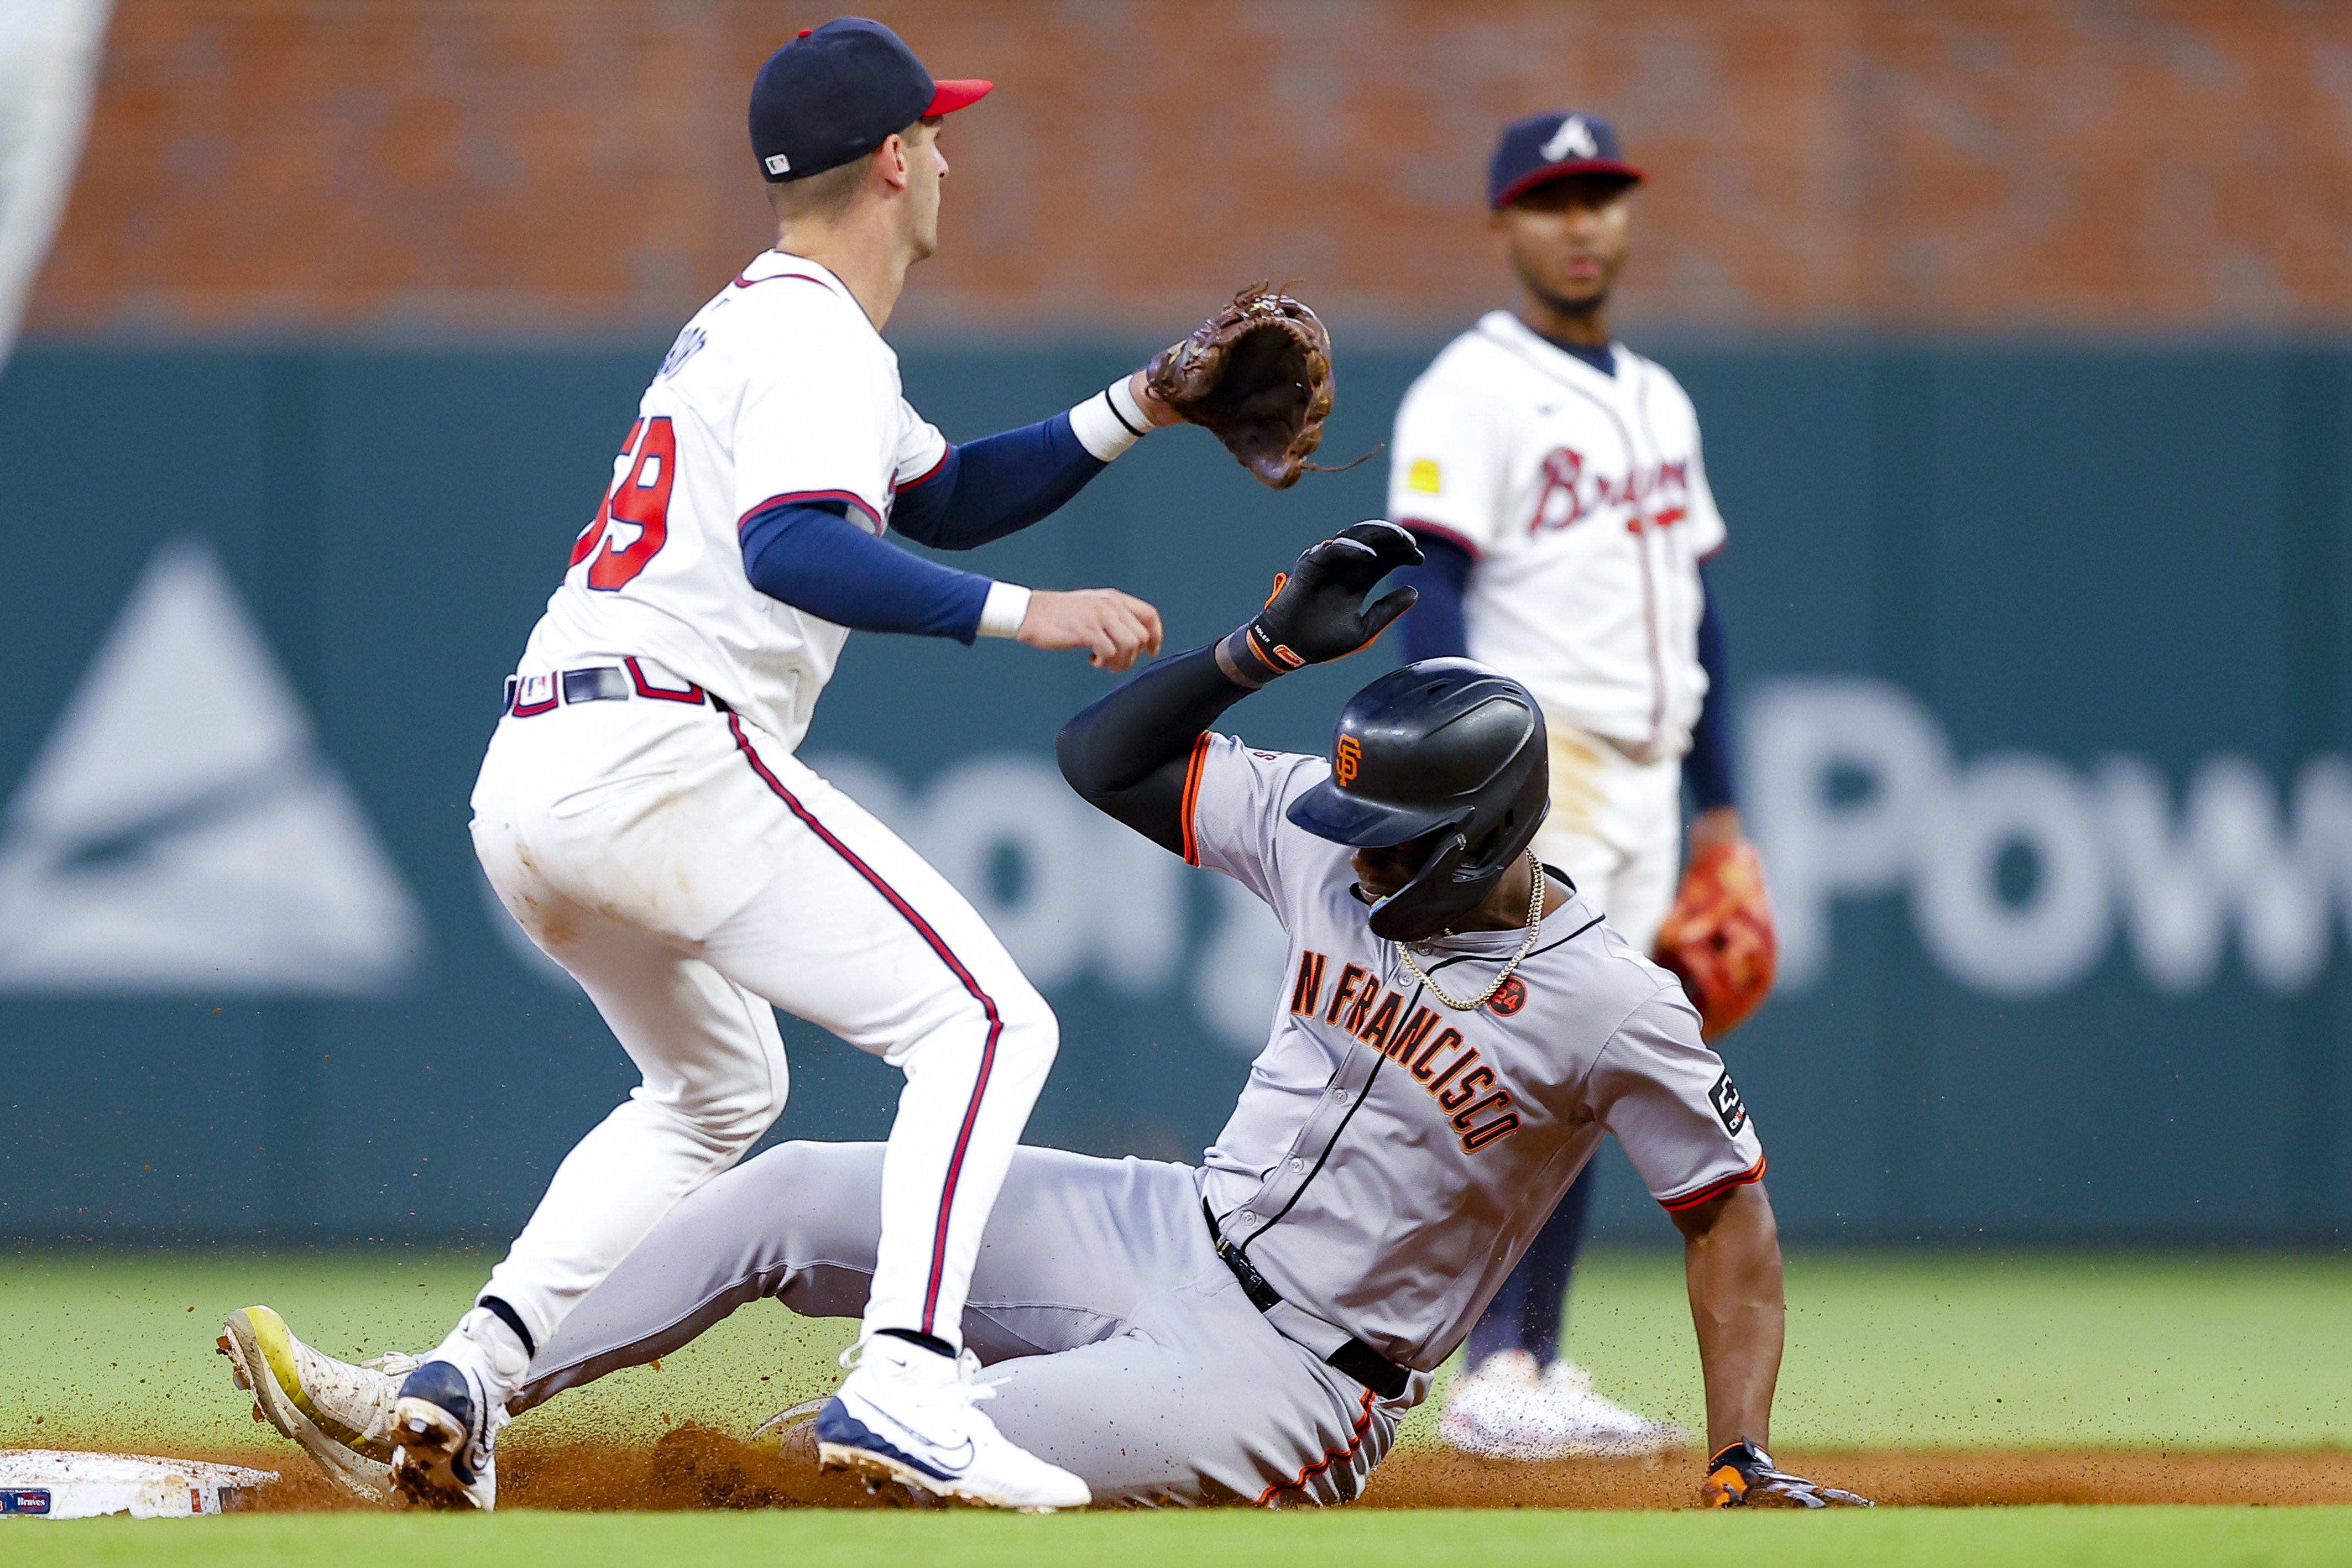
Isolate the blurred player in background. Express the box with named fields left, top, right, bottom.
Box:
left=0, top=1, right=110, bottom=372
left=1388, top=110, right=1775, bottom=1460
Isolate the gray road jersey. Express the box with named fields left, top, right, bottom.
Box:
left=1184, top=734, right=1765, bottom=1372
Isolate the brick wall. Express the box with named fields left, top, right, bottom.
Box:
left=30, top=0, right=2352, bottom=336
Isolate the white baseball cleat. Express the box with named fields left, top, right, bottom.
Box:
left=217, top=1305, right=418, bottom=1503
left=388, top=1308, right=526, bottom=1512
left=814, top=1334, right=1091, bottom=1512
left=1536, top=1360, right=1685, bottom=1458
left=1439, top=1349, right=1684, bottom=1460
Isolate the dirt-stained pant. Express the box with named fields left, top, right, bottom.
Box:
left=511, top=1141, right=1426, bottom=1508
left=1533, top=720, right=1683, bottom=951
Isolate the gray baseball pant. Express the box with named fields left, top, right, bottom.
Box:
left=510, top=1140, right=1424, bottom=1507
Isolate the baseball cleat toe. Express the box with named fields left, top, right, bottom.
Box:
left=390, top=1360, right=499, bottom=1511
left=216, top=1305, right=403, bottom=1503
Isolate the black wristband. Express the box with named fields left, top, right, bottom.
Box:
left=1213, top=620, right=1304, bottom=689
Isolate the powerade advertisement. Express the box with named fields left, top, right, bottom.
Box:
left=1, top=344, right=2344, bottom=1243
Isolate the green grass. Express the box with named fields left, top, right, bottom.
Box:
left=5, top=1507, right=2350, bottom=1568
left=6, top=1243, right=2344, bottom=1455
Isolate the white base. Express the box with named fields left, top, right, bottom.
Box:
left=0, top=1450, right=278, bottom=1519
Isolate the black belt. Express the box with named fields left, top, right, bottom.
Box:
left=1204, top=1201, right=1410, bottom=1400
left=503, top=657, right=731, bottom=718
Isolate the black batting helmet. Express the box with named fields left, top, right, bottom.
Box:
left=1286, top=658, right=1550, bottom=942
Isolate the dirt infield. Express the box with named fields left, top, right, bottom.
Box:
left=122, top=1428, right=2352, bottom=1512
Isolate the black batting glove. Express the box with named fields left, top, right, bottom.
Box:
left=1700, top=1441, right=1874, bottom=1509
left=1214, top=521, right=1422, bottom=688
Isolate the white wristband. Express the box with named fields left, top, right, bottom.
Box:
left=978, top=580, right=1033, bottom=639
left=1067, top=375, right=1154, bottom=462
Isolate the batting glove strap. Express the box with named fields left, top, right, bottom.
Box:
left=1213, top=618, right=1303, bottom=689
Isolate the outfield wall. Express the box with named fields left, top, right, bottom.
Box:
left=1, top=340, right=2346, bottom=1245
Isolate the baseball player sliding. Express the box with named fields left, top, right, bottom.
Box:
left=1389, top=111, right=1779, bottom=1461
left=221, top=526, right=1863, bottom=1512
left=258, top=19, right=1325, bottom=1513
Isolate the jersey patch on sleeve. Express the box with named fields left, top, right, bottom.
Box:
left=1708, top=1069, right=1748, bottom=1136
left=1405, top=458, right=1442, bottom=494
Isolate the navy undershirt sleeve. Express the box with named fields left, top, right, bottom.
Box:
left=739, top=499, right=990, bottom=643
left=891, top=412, right=1106, bottom=551
left=1686, top=561, right=1737, bottom=812
left=1396, top=529, right=1475, bottom=662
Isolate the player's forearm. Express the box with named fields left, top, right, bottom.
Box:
left=892, top=377, right=1158, bottom=551
left=891, top=414, right=1106, bottom=551
left=739, top=500, right=994, bottom=641
left=1686, top=561, right=1736, bottom=812
left=1394, top=529, right=1473, bottom=661
left=1055, top=642, right=1252, bottom=853
left=1675, top=1181, right=1785, bottom=1452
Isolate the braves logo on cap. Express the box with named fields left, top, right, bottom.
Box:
left=1540, top=116, right=1599, bottom=162
left=1488, top=109, right=1644, bottom=209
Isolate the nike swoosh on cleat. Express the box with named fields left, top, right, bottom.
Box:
left=848, top=1398, right=967, bottom=1461
left=816, top=1402, right=975, bottom=1481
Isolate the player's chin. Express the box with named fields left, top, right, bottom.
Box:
left=1544, top=274, right=1609, bottom=310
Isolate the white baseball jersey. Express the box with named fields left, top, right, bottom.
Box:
left=1388, top=311, right=1726, bottom=760
left=1182, top=734, right=1766, bottom=1371
left=524, top=250, right=953, bottom=752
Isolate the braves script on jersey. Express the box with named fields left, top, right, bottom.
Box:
left=1184, top=734, right=1764, bottom=1371
left=1388, top=312, right=1726, bottom=761
left=529, top=251, right=950, bottom=752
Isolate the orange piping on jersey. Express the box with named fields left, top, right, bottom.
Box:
left=1254, top=1386, right=1378, bottom=1507
left=1179, top=732, right=1214, bottom=866
left=1658, top=1156, right=1768, bottom=1212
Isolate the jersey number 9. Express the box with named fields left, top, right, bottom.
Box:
left=571, top=417, right=677, bottom=591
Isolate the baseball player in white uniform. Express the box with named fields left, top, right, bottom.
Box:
left=368, top=20, right=1227, bottom=1512
left=1388, top=111, right=1758, bottom=1459
left=218, top=527, right=1867, bottom=1512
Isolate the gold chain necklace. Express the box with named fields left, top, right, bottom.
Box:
left=1393, top=852, right=1546, bottom=1012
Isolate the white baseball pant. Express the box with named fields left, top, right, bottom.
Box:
left=467, top=674, right=1056, bottom=1356
left=1531, top=721, right=1684, bottom=952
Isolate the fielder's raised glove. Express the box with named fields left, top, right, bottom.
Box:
left=1653, top=839, right=1779, bottom=1042
left=1701, top=1441, right=1873, bottom=1509
left=1147, top=284, right=1336, bottom=489
left=1214, top=521, right=1421, bottom=688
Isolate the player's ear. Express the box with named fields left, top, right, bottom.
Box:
left=876, top=132, right=913, bottom=194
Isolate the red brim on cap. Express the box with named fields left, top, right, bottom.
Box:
left=1493, top=158, right=1645, bottom=209
left=926, top=79, right=993, bottom=115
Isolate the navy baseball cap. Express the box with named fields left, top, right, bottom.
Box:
left=1487, top=111, right=1644, bottom=208
left=749, top=18, right=991, bottom=184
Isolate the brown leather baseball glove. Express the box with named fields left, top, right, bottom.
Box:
left=1146, top=284, right=1335, bottom=489
left=1651, top=839, right=1779, bottom=1042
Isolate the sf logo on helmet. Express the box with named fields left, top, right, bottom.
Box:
left=1335, top=736, right=1362, bottom=787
